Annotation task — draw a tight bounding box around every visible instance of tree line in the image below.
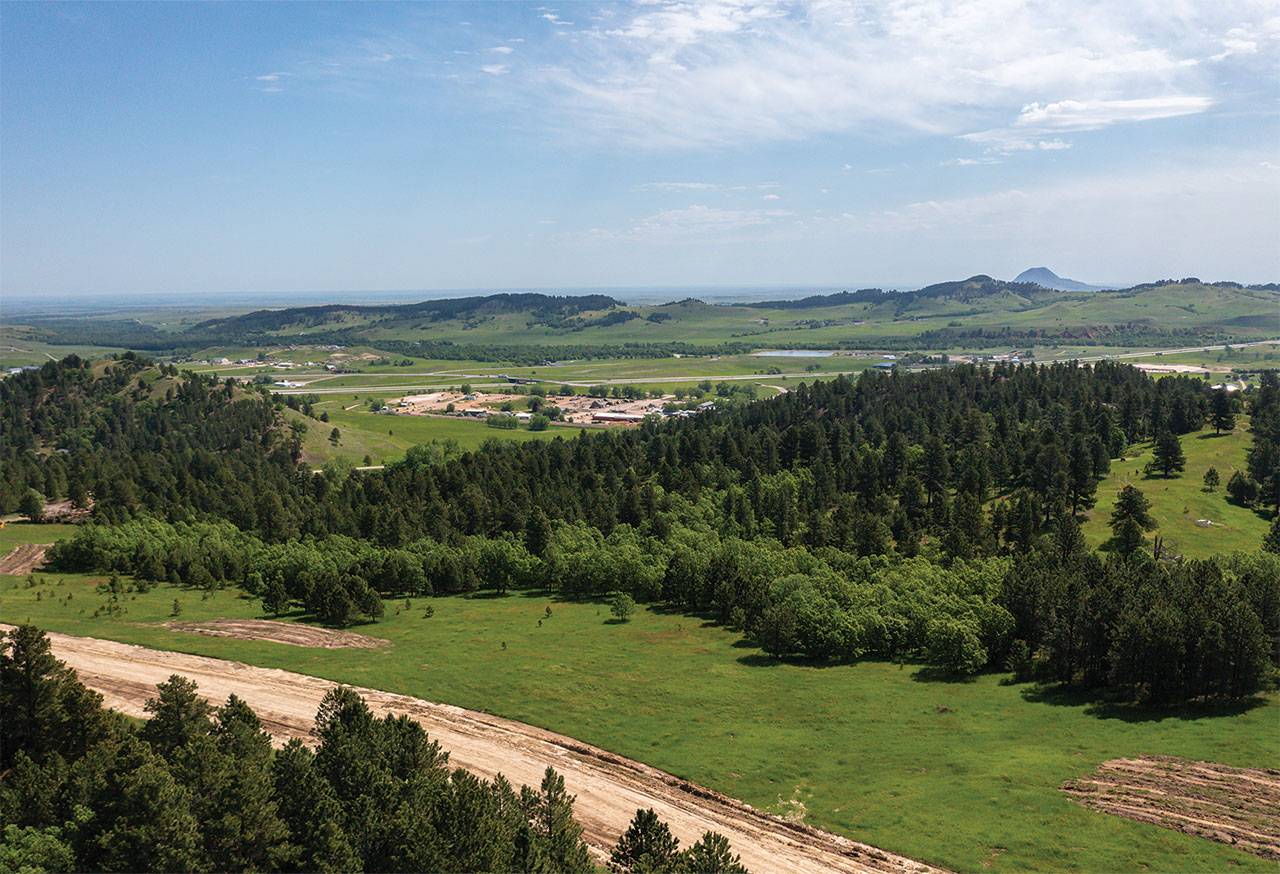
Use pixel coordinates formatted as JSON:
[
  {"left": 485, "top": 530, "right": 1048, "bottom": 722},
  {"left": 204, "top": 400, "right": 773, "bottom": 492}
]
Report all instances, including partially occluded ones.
[
  {"left": 10, "top": 355, "right": 1280, "bottom": 702},
  {"left": 0, "top": 626, "right": 747, "bottom": 874}
]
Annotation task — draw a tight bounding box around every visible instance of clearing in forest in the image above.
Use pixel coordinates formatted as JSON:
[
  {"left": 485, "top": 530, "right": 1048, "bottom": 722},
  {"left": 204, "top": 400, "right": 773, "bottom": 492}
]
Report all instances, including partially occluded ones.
[{"left": 1063, "top": 756, "right": 1280, "bottom": 860}]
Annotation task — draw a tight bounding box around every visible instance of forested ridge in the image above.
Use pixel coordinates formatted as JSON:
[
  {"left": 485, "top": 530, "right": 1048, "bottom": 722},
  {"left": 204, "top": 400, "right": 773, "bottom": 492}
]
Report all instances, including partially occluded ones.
[
  {"left": 0, "top": 625, "right": 745, "bottom": 873},
  {"left": 7, "top": 355, "right": 1280, "bottom": 704}
]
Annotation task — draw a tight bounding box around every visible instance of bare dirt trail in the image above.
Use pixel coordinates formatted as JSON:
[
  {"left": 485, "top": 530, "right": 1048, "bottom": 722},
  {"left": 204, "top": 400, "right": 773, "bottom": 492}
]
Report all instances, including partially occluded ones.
[
  {"left": 162, "top": 619, "right": 388, "bottom": 649},
  {"left": 1064, "top": 756, "right": 1280, "bottom": 860},
  {"left": 0, "top": 543, "right": 49, "bottom": 575},
  {"left": 14, "top": 627, "right": 946, "bottom": 874}
]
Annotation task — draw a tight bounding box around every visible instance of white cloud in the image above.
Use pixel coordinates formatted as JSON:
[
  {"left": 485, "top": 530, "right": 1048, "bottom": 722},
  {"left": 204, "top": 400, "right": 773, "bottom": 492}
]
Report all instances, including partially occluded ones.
[
  {"left": 960, "top": 96, "right": 1213, "bottom": 152},
  {"left": 1020, "top": 96, "right": 1213, "bottom": 129},
  {"left": 636, "top": 181, "right": 719, "bottom": 191},
  {"left": 490, "top": 46, "right": 515, "bottom": 54},
  {"left": 481, "top": 64, "right": 509, "bottom": 76},
  {"left": 763, "top": 193, "right": 780, "bottom": 200},
  {"left": 526, "top": 0, "right": 1276, "bottom": 149},
  {"left": 633, "top": 204, "right": 791, "bottom": 237}
]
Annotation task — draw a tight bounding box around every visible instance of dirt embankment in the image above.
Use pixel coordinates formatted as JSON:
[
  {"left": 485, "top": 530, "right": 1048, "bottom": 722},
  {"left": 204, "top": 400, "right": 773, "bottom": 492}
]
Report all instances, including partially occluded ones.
[
  {"left": 0, "top": 543, "right": 49, "bottom": 575},
  {"left": 163, "top": 619, "right": 388, "bottom": 649},
  {"left": 1063, "top": 756, "right": 1280, "bottom": 860},
  {"left": 11, "top": 627, "right": 946, "bottom": 874}
]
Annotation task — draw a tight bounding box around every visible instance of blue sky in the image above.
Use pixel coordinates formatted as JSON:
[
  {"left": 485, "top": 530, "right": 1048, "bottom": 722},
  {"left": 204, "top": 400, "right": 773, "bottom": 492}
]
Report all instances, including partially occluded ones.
[{"left": 2, "top": 1, "right": 1277, "bottom": 300}]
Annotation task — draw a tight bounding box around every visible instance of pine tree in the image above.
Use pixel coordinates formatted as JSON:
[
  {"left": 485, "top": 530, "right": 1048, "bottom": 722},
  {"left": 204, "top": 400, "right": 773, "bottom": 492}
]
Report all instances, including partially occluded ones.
[
  {"left": 1210, "top": 388, "right": 1236, "bottom": 435},
  {"left": 139, "top": 674, "right": 213, "bottom": 760},
  {"left": 530, "top": 767, "right": 592, "bottom": 873},
  {"left": 680, "top": 831, "right": 749, "bottom": 873},
  {"left": 610, "top": 808, "right": 680, "bottom": 872},
  {"left": 1110, "top": 485, "right": 1156, "bottom": 533},
  {"left": 1203, "top": 467, "right": 1220, "bottom": 492},
  {"left": 1150, "top": 431, "right": 1186, "bottom": 477}
]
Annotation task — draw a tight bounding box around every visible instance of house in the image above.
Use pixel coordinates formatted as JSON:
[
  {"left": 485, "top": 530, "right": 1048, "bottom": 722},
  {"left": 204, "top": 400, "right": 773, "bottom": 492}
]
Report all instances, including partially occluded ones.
[
  {"left": 211, "top": 357, "right": 230, "bottom": 365},
  {"left": 697, "top": 400, "right": 716, "bottom": 411},
  {"left": 589, "top": 399, "right": 607, "bottom": 410},
  {"left": 873, "top": 361, "right": 895, "bottom": 371}
]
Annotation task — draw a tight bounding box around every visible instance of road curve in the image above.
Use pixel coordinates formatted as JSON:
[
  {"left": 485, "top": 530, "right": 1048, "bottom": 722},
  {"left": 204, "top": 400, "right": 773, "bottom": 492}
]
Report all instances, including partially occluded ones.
[{"left": 19, "top": 627, "right": 947, "bottom": 874}]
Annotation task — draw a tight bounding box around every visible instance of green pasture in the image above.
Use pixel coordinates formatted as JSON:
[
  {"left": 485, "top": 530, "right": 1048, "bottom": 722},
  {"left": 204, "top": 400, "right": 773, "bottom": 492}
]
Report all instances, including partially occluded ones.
[
  {"left": 1, "top": 569, "right": 1274, "bottom": 874},
  {"left": 0, "top": 521, "right": 77, "bottom": 549},
  {"left": 1080, "top": 417, "right": 1273, "bottom": 556},
  {"left": 296, "top": 407, "right": 566, "bottom": 465}
]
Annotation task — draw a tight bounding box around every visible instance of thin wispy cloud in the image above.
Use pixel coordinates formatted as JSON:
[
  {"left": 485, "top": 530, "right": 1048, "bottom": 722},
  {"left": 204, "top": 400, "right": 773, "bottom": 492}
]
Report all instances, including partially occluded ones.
[
  {"left": 962, "top": 96, "right": 1215, "bottom": 152},
  {"left": 636, "top": 181, "right": 719, "bottom": 191},
  {"left": 529, "top": 0, "right": 1276, "bottom": 149}
]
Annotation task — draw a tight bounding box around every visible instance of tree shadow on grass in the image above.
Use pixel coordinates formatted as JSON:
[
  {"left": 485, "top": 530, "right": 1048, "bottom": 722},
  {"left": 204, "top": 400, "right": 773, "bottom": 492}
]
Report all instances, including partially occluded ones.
[
  {"left": 735, "top": 652, "right": 788, "bottom": 668},
  {"left": 1019, "top": 681, "right": 1271, "bottom": 722},
  {"left": 909, "top": 665, "right": 977, "bottom": 684}
]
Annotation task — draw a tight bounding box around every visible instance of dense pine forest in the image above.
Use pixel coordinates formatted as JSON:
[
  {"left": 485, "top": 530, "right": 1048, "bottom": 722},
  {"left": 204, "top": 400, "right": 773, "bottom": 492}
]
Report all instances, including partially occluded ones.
[{"left": 5, "top": 355, "right": 1280, "bottom": 705}]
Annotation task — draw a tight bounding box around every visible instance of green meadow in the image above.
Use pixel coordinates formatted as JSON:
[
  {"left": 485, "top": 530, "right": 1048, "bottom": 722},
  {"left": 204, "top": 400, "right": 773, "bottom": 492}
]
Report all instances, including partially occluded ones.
[
  {"left": 2, "top": 558, "right": 1275, "bottom": 874},
  {"left": 300, "top": 407, "right": 566, "bottom": 465},
  {"left": 1080, "top": 417, "right": 1272, "bottom": 556}
]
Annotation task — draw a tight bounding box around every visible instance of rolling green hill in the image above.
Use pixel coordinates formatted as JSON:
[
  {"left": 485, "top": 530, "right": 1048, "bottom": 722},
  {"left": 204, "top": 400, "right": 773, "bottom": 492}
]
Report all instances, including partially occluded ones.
[{"left": 7, "top": 278, "right": 1277, "bottom": 363}]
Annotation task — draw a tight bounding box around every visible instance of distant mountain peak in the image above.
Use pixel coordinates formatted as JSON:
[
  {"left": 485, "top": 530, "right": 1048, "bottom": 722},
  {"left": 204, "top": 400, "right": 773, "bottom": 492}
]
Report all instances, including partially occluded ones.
[{"left": 1013, "top": 267, "right": 1108, "bottom": 292}]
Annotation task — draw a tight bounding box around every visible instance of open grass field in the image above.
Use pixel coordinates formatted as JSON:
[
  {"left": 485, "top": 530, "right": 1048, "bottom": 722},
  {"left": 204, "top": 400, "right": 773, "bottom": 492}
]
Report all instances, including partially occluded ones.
[
  {"left": 301, "top": 407, "right": 566, "bottom": 465},
  {"left": 1080, "top": 417, "right": 1273, "bottom": 556},
  {"left": 2, "top": 564, "right": 1275, "bottom": 874},
  {"left": 0, "top": 521, "right": 78, "bottom": 548}
]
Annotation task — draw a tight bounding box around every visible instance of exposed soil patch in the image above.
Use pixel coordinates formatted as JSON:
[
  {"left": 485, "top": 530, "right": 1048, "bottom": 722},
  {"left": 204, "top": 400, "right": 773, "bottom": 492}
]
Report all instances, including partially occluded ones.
[
  {"left": 41, "top": 498, "right": 93, "bottom": 523},
  {"left": 163, "top": 619, "right": 388, "bottom": 649},
  {"left": 12, "top": 626, "right": 948, "bottom": 874},
  {"left": 1063, "top": 756, "right": 1280, "bottom": 860},
  {"left": 0, "top": 543, "right": 49, "bottom": 575}
]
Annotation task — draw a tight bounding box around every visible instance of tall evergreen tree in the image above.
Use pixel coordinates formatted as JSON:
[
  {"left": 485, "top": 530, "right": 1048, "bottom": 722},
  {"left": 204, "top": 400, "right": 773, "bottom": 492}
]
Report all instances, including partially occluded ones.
[
  {"left": 1110, "top": 485, "right": 1156, "bottom": 533},
  {"left": 529, "top": 767, "right": 593, "bottom": 874},
  {"left": 1210, "top": 388, "right": 1236, "bottom": 435},
  {"left": 1150, "top": 431, "right": 1186, "bottom": 477}
]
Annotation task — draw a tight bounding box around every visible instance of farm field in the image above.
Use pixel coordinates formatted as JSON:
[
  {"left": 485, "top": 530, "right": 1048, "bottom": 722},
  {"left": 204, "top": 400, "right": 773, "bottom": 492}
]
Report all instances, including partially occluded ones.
[
  {"left": 1, "top": 566, "right": 1275, "bottom": 874},
  {"left": 1079, "top": 417, "right": 1272, "bottom": 556}
]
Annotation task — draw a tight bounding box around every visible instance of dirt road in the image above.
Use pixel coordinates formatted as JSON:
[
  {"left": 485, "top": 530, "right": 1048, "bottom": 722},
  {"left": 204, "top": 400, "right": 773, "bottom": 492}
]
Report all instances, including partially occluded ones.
[
  {"left": 1064, "top": 756, "right": 1280, "bottom": 860},
  {"left": 0, "top": 543, "right": 49, "bottom": 575},
  {"left": 19, "top": 627, "right": 944, "bottom": 874}
]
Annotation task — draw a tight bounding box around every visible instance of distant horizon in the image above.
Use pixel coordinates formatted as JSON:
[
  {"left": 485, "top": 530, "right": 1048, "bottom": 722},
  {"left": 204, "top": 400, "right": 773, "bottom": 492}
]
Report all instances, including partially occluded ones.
[{"left": 7, "top": 270, "right": 1276, "bottom": 319}]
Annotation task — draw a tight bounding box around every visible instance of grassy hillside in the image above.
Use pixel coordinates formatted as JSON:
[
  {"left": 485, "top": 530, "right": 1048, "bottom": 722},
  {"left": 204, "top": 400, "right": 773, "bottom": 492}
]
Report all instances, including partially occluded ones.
[
  {"left": 1080, "top": 417, "right": 1272, "bottom": 556},
  {"left": 219, "top": 280, "right": 1279, "bottom": 350},
  {"left": 2, "top": 569, "right": 1274, "bottom": 874},
  {"left": 9, "top": 279, "right": 1278, "bottom": 360}
]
